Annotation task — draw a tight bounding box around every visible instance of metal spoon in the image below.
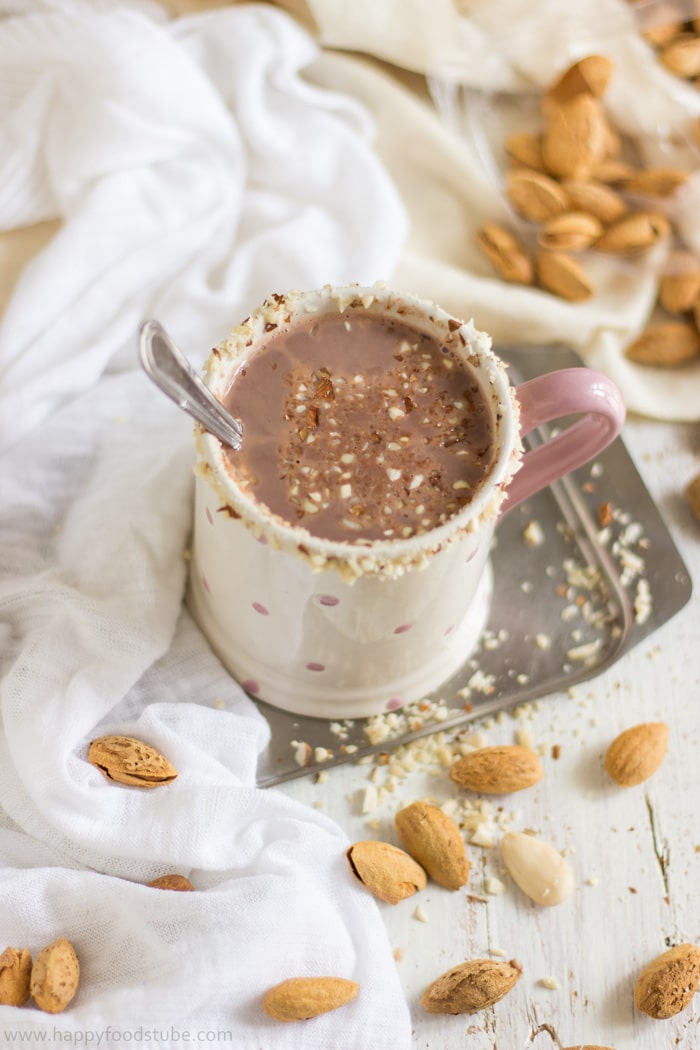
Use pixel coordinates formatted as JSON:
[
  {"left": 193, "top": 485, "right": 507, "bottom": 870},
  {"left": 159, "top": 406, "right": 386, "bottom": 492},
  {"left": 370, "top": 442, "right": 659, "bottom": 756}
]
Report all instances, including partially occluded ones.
[{"left": 138, "top": 320, "right": 243, "bottom": 450}]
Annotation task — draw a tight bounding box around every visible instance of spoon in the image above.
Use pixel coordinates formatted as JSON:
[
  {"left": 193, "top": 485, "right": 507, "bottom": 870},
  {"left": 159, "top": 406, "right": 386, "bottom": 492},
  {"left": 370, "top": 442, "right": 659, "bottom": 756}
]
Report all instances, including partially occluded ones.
[{"left": 138, "top": 320, "right": 243, "bottom": 450}]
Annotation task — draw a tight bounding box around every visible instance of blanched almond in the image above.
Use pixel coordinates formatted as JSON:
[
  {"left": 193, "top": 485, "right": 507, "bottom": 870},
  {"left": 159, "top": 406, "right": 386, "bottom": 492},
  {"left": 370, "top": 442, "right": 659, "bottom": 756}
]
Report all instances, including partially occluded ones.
[
  {"left": 263, "top": 976, "right": 359, "bottom": 1021},
  {"left": 501, "top": 831, "right": 574, "bottom": 906},
  {"left": 604, "top": 722, "right": 669, "bottom": 786},
  {"left": 421, "top": 958, "right": 522, "bottom": 1014},
  {"left": 449, "top": 745, "right": 543, "bottom": 794},
  {"left": 346, "top": 840, "right": 427, "bottom": 905},
  {"left": 395, "top": 801, "right": 470, "bottom": 890}
]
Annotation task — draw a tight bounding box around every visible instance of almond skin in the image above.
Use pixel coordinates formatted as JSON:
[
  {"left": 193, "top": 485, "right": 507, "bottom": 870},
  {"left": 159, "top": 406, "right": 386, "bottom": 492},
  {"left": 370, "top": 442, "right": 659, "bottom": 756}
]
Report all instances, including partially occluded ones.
[
  {"left": 535, "top": 249, "right": 593, "bottom": 302},
  {"left": 476, "top": 224, "right": 534, "bottom": 285},
  {"left": 659, "top": 252, "right": 700, "bottom": 313},
  {"left": 30, "top": 939, "right": 80, "bottom": 1014},
  {"left": 541, "top": 94, "right": 609, "bottom": 180},
  {"left": 449, "top": 745, "right": 543, "bottom": 794},
  {"left": 395, "top": 801, "right": 469, "bottom": 890},
  {"left": 685, "top": 473, "right": 700, "bottom": 522},
  {"left": 561, "top": 179, "right": 626, "bottom": 224},
  {"left": 538, "top": 211, "right": 603, "bottom": 251},
  {"left": 346, "top": 840, "right": 427, "bottom": 905},
  {"left": 0, "top": 947, "right": 32, "bottom": 1007},
  {"left": 544, "top": 55, "right": 614, "bottom": 108},
  {"left": 620, "top": 168, "right": 689, "bottom": 198},
  {"left": 625, "top": 323, "right": 700, "bottom": 367},
  {"left": 262, "top": 976, "right": 359, "bottom": 1021},
  {"left": 421, "top": 958, "right": 522, "bottom": 1014},
  {"left": 634, "top": 943, "right": 700, "bottom": 1018},
  {"left": 660, "top": 34, "right": 700, "bottom": 78},
  {"left": 505, "top": 169, "right": 569, "bottom": 221},
  {"left": 561, "top": 1045, "right": 617, "bottom": 1049},
  {"left": 146, "top": 874, "right": 194, "bottom": 891},
  {"left": 504, "top": 131, "right": 546, "bottom": 171},
  {"left": 595, "top": 212, "right": 670, "bottom": 256},
  {"left": 604, "top": 722, "right": 669, "bottom": 786},
  {"left": 88, "top": 735, "right": 178, "bottom": 788}
]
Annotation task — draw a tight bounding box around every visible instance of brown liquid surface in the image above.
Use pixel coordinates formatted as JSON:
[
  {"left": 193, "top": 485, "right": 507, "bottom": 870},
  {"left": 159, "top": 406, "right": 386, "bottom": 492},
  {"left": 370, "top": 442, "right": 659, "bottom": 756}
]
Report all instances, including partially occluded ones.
[{"left": 222, "top": 313, "right": 495, "bottom": 542}]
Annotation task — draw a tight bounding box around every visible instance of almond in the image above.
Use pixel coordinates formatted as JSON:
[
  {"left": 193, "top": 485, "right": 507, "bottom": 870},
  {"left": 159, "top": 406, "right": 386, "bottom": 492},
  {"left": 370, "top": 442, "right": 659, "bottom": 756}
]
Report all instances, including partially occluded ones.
[
  {"left": 262, "top": 976, "right": 359, "bottom": 1021},
  {"left": 421, "top": 958, "right": 522, "bottom": 1014},
  {"left": 0, "top": 947, "right": 32, "bottom": 1007},
  {"left": 659, "top": 252, "right": 700, "bottom": 313},
  {"left": 538, "top": 211, "right": 604, "bottom": 251},
  {"left": 561, "top": 1045, "right": 617, "bottom": 1050},
  {"left": 621, "top": 168, "right": 689, "bottom": 198},
  {"left": 30, "top": 939, "right": 80, "bottom": 1014},
  {"left": 88, "top": 735, "right": 178, "bottom": 788},
  {"left": 604, "top": 722, "right": 669, "bottom": 786},
  {"left": 642, "top": 10, "right": 684, "bottom": 48},
  {"left": 625, "top": 323, "right": 700, "bottom": 367},
  {"left": 146, "top": 874, "right": 194, "bottom": 891},
  {"left": 541, "top": 94, "right": 609, "bottom": 180},
  {"left": 505, "top": 169, "right": 569, "bottom": 221},
  {"left": 544, "top": 55, "right": 614, "bottom": 108},
  {"left": 501, "top": 830, "right": 574, "bottom": 906},
  {"left": 660, "top": 34, "right": 700, "bottom": 78},
  {"left": 685, "top": 473, "right": 700, "bottom": 522},
  {"left": 561, "top": 179, "right": 626, "bottom": 223},
  {"left": 395, "top": 801, "right": 470, "bottom": 890},
  {"left": 449, "top": 745, "right": 543, "bottom": 794},
  {"left": 594, "top": 159, "right": 638, "bottom": 184},
  {"left": 634, "top": 943, "right": 700, "bottom": 1018},
  {"left": 595, "top": 211, "right": 670, "bottom": 255},
  {"left": 504, "top": 131, "right": 546, "bottom": 171},
  {"left": 346, "top": 841, "right": 426, "bottom": 905},
  {"left": 476, "top": 224, "right": 534, "bottom": 285},
  {"left": 535, "top": 249, "right": 594, "bottom": 302}
]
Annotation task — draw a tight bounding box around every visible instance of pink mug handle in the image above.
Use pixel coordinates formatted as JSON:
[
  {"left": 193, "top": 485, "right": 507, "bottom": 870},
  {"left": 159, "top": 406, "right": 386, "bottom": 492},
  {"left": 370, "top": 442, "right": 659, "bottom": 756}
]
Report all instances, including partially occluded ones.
[{"left": 503, "top": 368, "right": 626, "bottom": 513}]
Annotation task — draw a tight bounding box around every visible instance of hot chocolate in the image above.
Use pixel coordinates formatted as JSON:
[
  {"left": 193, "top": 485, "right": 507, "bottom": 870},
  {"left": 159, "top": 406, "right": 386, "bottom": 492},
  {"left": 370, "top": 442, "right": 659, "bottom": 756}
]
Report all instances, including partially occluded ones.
[{"left": 221, "top": 311, "right": 495, "bottom": 542}]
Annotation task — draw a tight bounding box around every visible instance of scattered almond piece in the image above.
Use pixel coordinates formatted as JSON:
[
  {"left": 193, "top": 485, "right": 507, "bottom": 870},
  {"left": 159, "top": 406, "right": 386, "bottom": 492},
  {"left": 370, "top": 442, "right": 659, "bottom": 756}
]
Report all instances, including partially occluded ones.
[{"left": 146, "top": 874, "right": 194, "bottom": 891}]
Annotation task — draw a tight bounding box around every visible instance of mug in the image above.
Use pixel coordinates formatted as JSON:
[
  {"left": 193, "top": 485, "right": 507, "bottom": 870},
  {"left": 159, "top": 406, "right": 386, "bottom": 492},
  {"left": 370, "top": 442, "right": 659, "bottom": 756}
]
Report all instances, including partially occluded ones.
[{"left": 188, "top": 285, "right": 625, "bottom": 719}]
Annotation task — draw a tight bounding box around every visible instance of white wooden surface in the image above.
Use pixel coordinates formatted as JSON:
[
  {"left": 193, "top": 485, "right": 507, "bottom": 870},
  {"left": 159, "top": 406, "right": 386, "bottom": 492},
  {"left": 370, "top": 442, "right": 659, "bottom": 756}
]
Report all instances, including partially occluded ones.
[{"left": 280, "top": 415, "right": 700, "bottom": 1050}]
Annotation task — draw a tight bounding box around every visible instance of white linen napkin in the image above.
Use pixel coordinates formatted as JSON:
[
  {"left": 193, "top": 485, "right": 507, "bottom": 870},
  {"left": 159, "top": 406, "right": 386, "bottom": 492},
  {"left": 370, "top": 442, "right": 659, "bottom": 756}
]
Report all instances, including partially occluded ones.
[{"left": 0, "top": 3, "right": 411, "bottom": 1047}]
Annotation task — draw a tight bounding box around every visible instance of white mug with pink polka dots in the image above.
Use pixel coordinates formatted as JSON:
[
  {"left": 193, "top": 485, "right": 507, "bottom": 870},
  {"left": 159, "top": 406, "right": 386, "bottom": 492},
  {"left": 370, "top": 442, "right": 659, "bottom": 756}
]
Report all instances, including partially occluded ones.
[{"left": 188, "top": 285, "right": 625, "bottom": 720}]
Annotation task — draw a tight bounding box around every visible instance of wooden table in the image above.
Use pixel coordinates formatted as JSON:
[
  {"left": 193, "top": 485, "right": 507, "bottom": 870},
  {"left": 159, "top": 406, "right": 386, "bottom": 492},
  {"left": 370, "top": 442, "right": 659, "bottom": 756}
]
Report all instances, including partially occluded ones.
[{"left": 280, "top": 414, "right": 699, "bottom": 1050}]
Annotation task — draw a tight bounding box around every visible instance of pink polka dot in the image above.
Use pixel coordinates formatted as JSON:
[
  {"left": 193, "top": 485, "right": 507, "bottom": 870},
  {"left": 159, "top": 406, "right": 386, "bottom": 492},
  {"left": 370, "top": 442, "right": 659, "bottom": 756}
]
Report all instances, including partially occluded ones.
[
  {"left": 393, "top": 623, "right": 415, "bottom": 635},
  {"left": 444, "top": 623, "right": 455, "bottom": 636},
  {"left": 256, "top": 535, "right": 269, "bottom": 545},
  {"left": 202, "top": 575, "right": 210, "bottom": 593},
  {"left": 305, "top": 662, "right": 325, "bottom": 672},
  {"left": 386, "top": 697, "right": 404, "bottom": 711},
  {"left": 252, "top": 602, "right": 269, "bottom": 616},
  {"left": 205, "top": 507, "right": 214, "bottom": 525},
  {"left": 465, "top": 546, "right": 479, "bottom": 563},
  {"left": 242, "top": 679, "right": 260, "bottom": 694},
  {"left": 317, "top": 595, "right": 340, "bottom": 607}
]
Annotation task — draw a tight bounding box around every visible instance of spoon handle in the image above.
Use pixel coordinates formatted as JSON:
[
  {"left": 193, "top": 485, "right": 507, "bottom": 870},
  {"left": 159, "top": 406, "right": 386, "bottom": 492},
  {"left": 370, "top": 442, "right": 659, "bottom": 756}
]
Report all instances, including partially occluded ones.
[{"left": 138, "top": 320, "right": 243, "bottom": 450}]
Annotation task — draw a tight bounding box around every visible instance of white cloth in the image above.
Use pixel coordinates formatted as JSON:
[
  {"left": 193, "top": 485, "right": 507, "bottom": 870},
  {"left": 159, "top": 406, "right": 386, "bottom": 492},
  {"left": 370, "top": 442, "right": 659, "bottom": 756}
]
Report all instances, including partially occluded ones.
[
  {"left": 0, "top": 4, "right": 410, "bottom": 1048},
  {"left": 297, "top": 0, "right": 700, "bottom": 421}
]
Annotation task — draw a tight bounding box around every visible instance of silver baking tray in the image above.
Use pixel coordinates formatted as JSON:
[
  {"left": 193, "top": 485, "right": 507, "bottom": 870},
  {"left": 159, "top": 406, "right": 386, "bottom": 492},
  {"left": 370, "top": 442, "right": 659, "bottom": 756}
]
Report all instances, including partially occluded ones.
[{"left": 253, "top": 345, "right": 693, "bottom": 786}]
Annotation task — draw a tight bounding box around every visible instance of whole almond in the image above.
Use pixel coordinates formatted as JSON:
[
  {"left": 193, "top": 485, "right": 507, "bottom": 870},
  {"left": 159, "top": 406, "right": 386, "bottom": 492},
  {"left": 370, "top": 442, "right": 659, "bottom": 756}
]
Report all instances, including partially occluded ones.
[
  {"left": 685, "top": 473, "right": 700, "bottom": 522},
  {"left": 262, "top": 976, "right": 359, "bottom": 1021},
  {"left": 595, "top": 211, "right": 670, "bottom": 255},
  {"left": 476, "top": 224, "right": 534, "bottom": 285},
  {"left": 395, "top": 801, "right": 470, "bottom": 890},
  {"left": 594, "top": 159, "right": 637, "bottom": 184},
  {"left": 504, "top": 131, "right": 546, "bottom": 172},
  {"left": 660, "top": 34, "right": 700, "bottom": 78},
  {"left": 538, "top": 211, "right": 604, "bottom": 251},
  {"left": 541, "top": 94, "right": 609, "bottom": 180},
  {"left": 561, "top": 179, "right": 626, "bottom": 223},
  {"left": 625, "top": 323, "right": 700, "bottom": 367},
  {"left": 561, "top": 1046, "right": 617, "bottom": 1050},
  {"left": 501, "top": 831, "right": 574, "bottom": 906},
  {"left": 88, "top": 735, "right": 178, "bottom": 788},
  {"left": 621, "top": 168, "right": 689, "bottom": 198},
  {"left": 544, "top": 55, "right": 614, "bottom": 108},
  {"left": 505, "top": 169, "right": 569, "bottom": 221},
  {"left": 535, "top": 249, "right": 594, "bottom": 302},
  {"left": 659, "top": 252, "right": 700, "bottom": 313},
  {"left": 146, "top": 874, "right": 194, "bottom": 891},
  {"left": 421, "top": 958, "right": 522, "bottom": 1014},
  {"left": 604, "top": 722, "right": 669, "bottom": 786},
  {"left": 346, "top": 840, "right": 427, "bottom": 905},
  {"left": 634, "top": 943, "right": 700, "bottom": 1018},
  {"left": 0, "top": 947, "right": 32, "bottom": 1007},
  {"left": 643, "top": 8, "right": 683, "bottom": 48},
  {"left": 30, "top": 939, "right": 80, "bottom": 1014},
  {"left": 449, "top": 745, "right": 543, "bottom": 794}
]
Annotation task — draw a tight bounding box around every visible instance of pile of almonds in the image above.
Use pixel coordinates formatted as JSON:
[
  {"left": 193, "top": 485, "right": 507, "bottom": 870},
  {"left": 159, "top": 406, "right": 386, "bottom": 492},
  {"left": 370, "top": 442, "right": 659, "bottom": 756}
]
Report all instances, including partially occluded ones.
[
  {"left": 476, "top": 54, "right": 700, "bottom": 368},
  {"left": 631, "top": 0, "right": 700, "bottom": 88},
  {"left": 0, "top": 939, "right": 80, "bottom": 1015}
]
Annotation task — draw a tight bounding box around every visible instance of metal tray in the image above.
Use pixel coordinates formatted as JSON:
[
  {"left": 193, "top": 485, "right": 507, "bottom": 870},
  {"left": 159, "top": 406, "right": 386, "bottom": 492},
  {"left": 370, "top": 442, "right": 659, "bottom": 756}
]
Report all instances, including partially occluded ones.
[{"left": 254, "top": 345, "right": 693, "bottom": 786}]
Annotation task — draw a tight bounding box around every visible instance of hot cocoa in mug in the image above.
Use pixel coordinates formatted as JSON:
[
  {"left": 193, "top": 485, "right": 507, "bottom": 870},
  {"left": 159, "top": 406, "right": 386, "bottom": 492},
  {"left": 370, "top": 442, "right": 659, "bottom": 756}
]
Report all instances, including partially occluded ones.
[{"left": 189, "top": 285, "right": 625, "bottom": 719}]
